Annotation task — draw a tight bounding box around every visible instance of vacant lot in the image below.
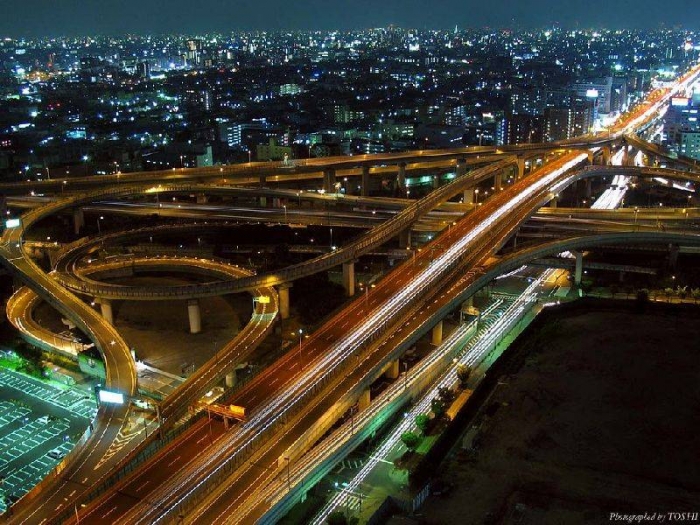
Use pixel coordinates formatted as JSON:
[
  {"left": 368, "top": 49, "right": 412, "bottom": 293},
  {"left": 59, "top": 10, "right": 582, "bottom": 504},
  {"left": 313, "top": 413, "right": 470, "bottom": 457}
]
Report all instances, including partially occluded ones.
[{"left": 421, "top": 301, "right": 700, "bottom": 525}]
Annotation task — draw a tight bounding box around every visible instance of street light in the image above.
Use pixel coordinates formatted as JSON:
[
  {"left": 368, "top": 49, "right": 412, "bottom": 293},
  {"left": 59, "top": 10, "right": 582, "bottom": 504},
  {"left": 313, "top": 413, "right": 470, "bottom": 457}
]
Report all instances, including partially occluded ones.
[
  {"left": 297, "top": 329, "right": 304, "bottom": 369},
  {"left": 283, "top": 205, "right": 287, "bottom": 223},
  {"left": 474, "top": 188, "right": 479, "bottom": 205},
  {"left": 97, "top": 216, "right": 104, "bottom": 234}
]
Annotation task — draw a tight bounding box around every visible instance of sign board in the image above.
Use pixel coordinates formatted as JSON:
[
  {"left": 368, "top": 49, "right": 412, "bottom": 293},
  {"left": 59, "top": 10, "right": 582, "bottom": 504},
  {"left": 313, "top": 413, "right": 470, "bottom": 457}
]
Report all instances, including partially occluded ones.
[
  {"left": 585, "top": 89, "right": 599, "bottom": 99},
  {"left": 255, "top": 296, "right": 270, "bottom": 304},
  {"left": 228, "top": 405, "right": 246, "bottom": 420},
  {"left": 5, "top": 218, "right": 21, "bottom": 229},
  {"left": 98, "top": 390, "right": 125, "bottom": 405}
]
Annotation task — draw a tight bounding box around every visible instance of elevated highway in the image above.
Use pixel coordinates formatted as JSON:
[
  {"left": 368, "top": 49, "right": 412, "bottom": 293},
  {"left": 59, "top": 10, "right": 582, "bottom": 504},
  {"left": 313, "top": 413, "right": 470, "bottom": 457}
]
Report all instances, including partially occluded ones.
[
  {"left": 7, "top": 60, "right": 700, "bottom": 523},
  {"left": 73, "top": 152, "right": 590, "bottom": 525}
]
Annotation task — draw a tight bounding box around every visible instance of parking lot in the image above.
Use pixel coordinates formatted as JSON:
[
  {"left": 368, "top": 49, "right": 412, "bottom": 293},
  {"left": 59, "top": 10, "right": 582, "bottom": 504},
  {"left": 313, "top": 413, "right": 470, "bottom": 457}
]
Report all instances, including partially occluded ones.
[{"left": 0, "top": 370, "right": 96, "bottom": 513}]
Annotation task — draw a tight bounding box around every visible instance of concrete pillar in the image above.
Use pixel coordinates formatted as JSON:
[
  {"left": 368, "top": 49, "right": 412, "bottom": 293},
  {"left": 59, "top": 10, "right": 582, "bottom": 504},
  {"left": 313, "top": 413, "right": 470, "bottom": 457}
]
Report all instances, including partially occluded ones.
[
  {"left": 278, "top": 284, "right": 291, "bottom": 320},
  {"left": 456, "top": 159, "right": 467, "bottom": 178},
  {"left": 516, "top": 157, "right": 526, "bottom": 180},
  {"left": 669, "top": 244, "right": 679, "bottom": 270},
  {"left": 550, "top": 196, "right": 558, "bottom": 208},
  {"left": 463, "top": 188, "right": 475, "bottom": 205},
  {"left": 259, "top": 196, "right": 268, "bottom": 207},
  {"left": 574, "top": 251, "right": 583, "bottom": 286},
  {"left": 397, "top": 162, "right": 407, "bottom": 190},
  {"left": 196, "top": 194, "right": 208, "bottom": 204},
  {"left": 602, "top": 146, "right": 611, "bottom": 166},
  {"left": 587, "top": 150, "right": 595, "bottom": 165},
  {"left": 188, "top": 299, "right": 202, "bottom": 334},
  {"left": 72, "top": 208, "right": 85, "bottom": 235},
  {"left": 225, "top": 371, "right": 237, "bottom": 388},
  {"left": 399, "top": 229, "right": 411, "bottom": 249},
  {"left": 342, "top": 261, "right": 355, "bottom": 297},
  {"left": 585, "top": 178, "right": 592, "bottom": 198},
  {"left": 361, "top": 166, "right": 370, "bottom": 197},
  {"left": 99, "top": 299, "right": 114, "bottom": 325},
  {"left": 358, "top": 389, "right": 371, "bottom": 412},
  {"left": 259, "top": 174, "right": 266, "bottom": 187},
  {"left": 385, "top": 359, "right": 400, "bottom": 380},
  {"left": 495, "top": 172, "right": 503, "bottom": 192},
  {"left": 431, "top": 320, "right": 443, "bottom": 346},
  {"left": 323, "top": 168, "right": 336, "bottom": 193}
]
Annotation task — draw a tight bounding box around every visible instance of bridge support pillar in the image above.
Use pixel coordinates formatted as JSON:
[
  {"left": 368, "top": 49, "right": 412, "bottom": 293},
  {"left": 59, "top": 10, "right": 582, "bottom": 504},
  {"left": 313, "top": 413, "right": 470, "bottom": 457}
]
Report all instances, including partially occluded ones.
[
  {"left": 432, "top": 174, "right": 440, "bottom": 190},
  {"left": 602, "top": 146, "right": 611, "bottom": 166},
  {"left": 278, "top": 284, "right": 292, "bottom": 320},
  {"left": 323, "top": 168, "right": 336, "bottom": 193},
  {"left": 72, "top": 208, "right": 85, "bottom": 235},
  {"left": 188, "top": 299, "right": 202, "bottom": 334},
  {"left": 550, "top": 195, "right": 558, "bottom": 208},
  {"left": 397, "top": 162, "right": 407, "bottom": 192},
  {"left": 358, "top": 388, "right": 371, "bottom": 412},
  {"left": 495, "top": 172, "right": 503, "bottom": 192},
  {"left": 456, "top": 159, "right": 467, "bottom": 178},
  {"left": 196, "top": 194, "right": 208, "bottom": 204},
  {"left": 585, "top": 178, "right": 592, "bottom": 198},
  {"left": 259, "top": 196, "right": 267, "bottom": 207},
  {"left": 385, "top": 359, "right": 400, "bottom": 380},
  {"left": 399, "top": 229, "right": 411, "bottom": 249},
  {"left": 669, "top": 244, "right": 679, "bottom": 270},
  {"left": 361, "top": 166, "right": 370, "bottom": 197},
  {"left": 99, "top": 299, "right": 114, "bottom": 325},
  {"left": 431, "top": 320, "right": 443, "bottom": 346},
  {"left": 574, "top": 251, "right": 583, "bottom": 286},
  {"left": 517, "top": 157, "right": 526, "bottom": 180},
  {"left": 225, "top": 371, "right": 237, "bottom": 388},
  {"left": 259, "top": 174, "right": 266, "bottom": 187},
  {"left": 463, "top": 188, "right": 475, "bottom": 205},
  {"left": 272, "top": 197, "right": 281, "bottom": 208},
  {"left": 587, "top": 150, "right": 594, "bottom": 165},
  {"left": 342, "top": 261, "right": 355, "bottom": 297}
]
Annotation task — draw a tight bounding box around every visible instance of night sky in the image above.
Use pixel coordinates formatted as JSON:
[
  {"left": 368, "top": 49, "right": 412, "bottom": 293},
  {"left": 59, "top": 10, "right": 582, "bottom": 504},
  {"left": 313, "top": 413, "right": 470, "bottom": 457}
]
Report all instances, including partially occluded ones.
[{"left": 2, "top": 0, "right": 700, "bottom": 37}]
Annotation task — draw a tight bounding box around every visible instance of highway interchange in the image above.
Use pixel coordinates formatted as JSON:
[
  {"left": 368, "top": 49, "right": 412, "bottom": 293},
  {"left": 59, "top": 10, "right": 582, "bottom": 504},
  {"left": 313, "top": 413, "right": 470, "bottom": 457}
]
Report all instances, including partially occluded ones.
[{"left": 1, "top": 61, "right": 700, "bottom": 524}]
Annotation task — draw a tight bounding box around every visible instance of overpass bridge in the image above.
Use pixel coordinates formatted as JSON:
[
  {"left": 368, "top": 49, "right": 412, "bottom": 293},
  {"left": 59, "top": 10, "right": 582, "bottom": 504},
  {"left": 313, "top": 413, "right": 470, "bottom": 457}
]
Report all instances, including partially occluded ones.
[{"left": 7, "top": 60, "right": 700, "bottom": 524}]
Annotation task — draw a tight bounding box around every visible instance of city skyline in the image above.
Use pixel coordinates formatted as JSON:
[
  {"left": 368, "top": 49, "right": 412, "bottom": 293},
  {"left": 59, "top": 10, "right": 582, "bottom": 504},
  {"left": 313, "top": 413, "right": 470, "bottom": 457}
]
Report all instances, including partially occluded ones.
[{"left": 2, "top": 0, "right": 700, "bottom": 38}]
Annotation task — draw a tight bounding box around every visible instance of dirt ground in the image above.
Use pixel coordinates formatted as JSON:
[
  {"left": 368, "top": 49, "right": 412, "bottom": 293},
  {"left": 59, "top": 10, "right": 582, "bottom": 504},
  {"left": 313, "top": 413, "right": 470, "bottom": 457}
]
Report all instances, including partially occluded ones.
[
  {"left": 35, "top": 276, "right": 249, "bottom": 376},
  {"left": 420, "top": 304, "right": 700, "bottom": 525}
]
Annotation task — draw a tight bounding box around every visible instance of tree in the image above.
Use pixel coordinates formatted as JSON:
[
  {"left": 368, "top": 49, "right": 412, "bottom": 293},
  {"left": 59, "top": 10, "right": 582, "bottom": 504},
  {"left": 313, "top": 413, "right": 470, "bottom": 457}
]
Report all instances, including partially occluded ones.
[
  {"left": 691, "top": 288, "right": 700, "bottom": 304},
  {"left": 664, "top": 287, "right": 675, "bottom": 302},
  {"left": 677, "top": 285, "right": 688, "bottom": 300},
  {"left": 456, "top": 364, "right": 472, "bottom": 387},
  {"left": 327, "top": 511, "right": 348, "bottom": 525},
  {"left": 431, "top": 398, "right": 446, "bottom": 418},
  {"left": 437, "top": 386, "right": 454, "bottom": 404},
  {"left": 401, "top": 431, "right": 421, "bottom": 451},
  {"left": 415, "top": 414, "right": 430, "bottom": 436}
]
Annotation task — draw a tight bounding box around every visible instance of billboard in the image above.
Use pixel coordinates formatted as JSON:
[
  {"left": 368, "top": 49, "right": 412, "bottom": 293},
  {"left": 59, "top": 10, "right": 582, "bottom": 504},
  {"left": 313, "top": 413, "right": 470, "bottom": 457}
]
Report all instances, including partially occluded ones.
[
  {"left": 5, "top": 218, "right": 21, "bottom": 228},
  {"left": 672, "top": 97, "right": 690, "bottom": 107},
  {"left": 98, "top": 390, "right": 125, "bottom": 405}
]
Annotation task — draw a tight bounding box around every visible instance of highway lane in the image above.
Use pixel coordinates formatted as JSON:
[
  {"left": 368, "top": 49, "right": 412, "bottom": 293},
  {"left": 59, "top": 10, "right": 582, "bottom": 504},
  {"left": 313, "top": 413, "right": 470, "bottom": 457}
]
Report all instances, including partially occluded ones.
[
  {"left": 0, "top": 234, "right": 137, "bottom": 525},
  {"left": 177, "top": 153, "right": 590, "bottom": 524},
  {"left": 15, "top": 61, "right": 700, "bottom": 523},
  {"left": 69, "top": 152, "right": 586, "bottom": 524}
]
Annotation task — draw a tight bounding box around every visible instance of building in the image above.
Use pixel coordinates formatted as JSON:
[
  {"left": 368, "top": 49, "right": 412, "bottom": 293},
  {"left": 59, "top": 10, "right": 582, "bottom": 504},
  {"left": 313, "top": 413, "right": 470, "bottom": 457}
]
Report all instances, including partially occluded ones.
[
  {"left": 500, "top": 114, "right": 543, "bottom": 145},
  {"left": 256, "top": 138, "right": 292, "bottom": 161},
  {"left": 678, "top": 131, "right": 700, "bottom": 160},
  {"left": 573, "top": 77, "right": 613, "bottom": 116},
  {"left": 543, "top": 100, "right": 594, "bottom": 141}
]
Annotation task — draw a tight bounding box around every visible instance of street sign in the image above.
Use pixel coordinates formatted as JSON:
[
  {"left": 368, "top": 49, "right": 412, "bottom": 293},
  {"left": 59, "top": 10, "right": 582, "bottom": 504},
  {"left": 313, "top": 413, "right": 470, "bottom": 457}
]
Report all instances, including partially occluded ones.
[
  {"left": 98, "top": 390, "right": 125, "bottom": 405},
  {"left": 5, "top": 218, "right": 21, "bottom": 229}
]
